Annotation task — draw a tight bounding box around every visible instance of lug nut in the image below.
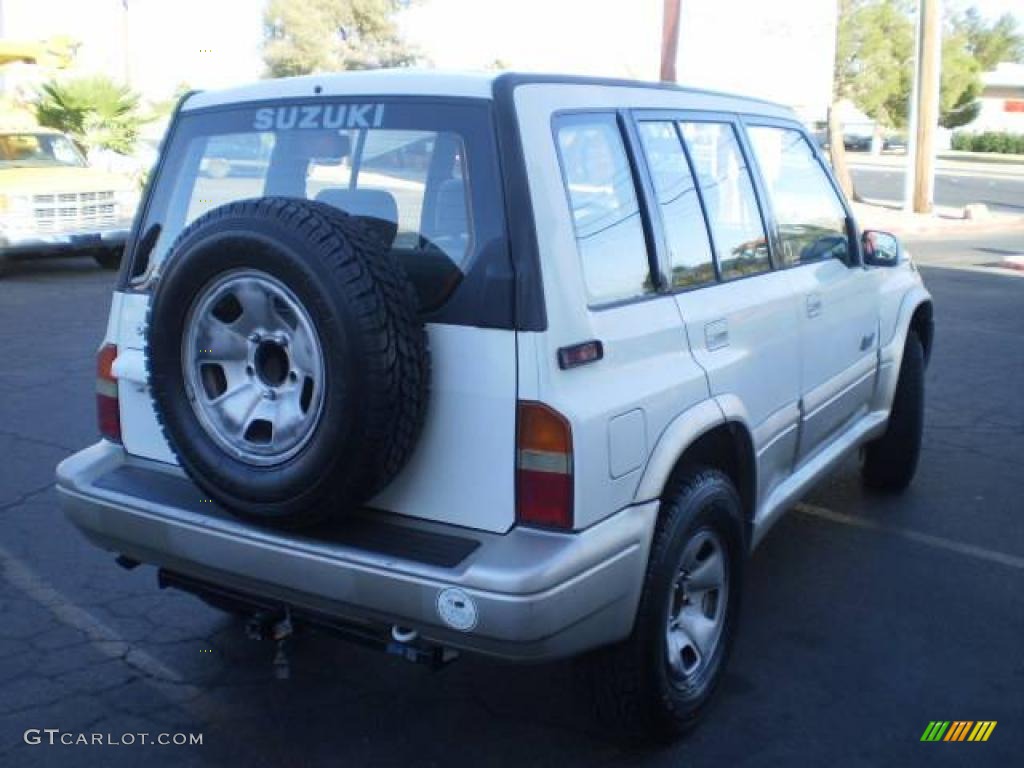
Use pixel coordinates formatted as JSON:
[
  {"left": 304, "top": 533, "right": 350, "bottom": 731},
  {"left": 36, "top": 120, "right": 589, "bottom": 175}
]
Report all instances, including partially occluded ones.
[
  {"left": 249, "top": 333, "right": 261, "bottom": 343},
  {"left": 263, "top": 390, "right": 276, "bottom": 401}
]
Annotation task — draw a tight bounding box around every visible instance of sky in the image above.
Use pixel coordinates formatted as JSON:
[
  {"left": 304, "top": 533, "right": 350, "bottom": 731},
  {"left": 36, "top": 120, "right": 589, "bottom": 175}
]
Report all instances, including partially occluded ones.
[{"left": 2, "top": 0, "right": 1022, "bottom": 103}]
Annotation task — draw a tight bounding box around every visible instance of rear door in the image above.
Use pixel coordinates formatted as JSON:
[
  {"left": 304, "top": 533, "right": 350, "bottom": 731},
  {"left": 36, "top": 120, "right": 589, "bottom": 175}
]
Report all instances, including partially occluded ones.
[
  {"left": 540, "top": 111, "right": 710, "bottom": 529},
  {"left": 634, "top": 114, "right": 803, "bottom": 505},
  {"left": 115, "top": 98, "right": 519, "bottom": 533},
  {"left": 745, "top": 122, "right": 880, "bottom": 462}
]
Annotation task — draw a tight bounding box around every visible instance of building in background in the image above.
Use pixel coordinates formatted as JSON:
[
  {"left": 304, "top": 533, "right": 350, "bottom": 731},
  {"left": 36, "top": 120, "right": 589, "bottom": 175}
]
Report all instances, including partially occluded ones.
[{"left": 963, "top": 62, "right": 1024, "bottom": 133}]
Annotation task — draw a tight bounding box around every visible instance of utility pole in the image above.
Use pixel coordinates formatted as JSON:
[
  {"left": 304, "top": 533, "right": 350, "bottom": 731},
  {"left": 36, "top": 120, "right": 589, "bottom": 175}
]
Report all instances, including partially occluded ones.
[
  {"left": 829, "top": 0, "right": 855, "bottom": 201},
  {"left": 906, "top": 0, "right": 941, "bottom": 213},
  {"left": 660, "top": 0, "right": 681, "bottom": 82},
  {"left": 121, "top": 0, "right": 131, "bottom": 86}
]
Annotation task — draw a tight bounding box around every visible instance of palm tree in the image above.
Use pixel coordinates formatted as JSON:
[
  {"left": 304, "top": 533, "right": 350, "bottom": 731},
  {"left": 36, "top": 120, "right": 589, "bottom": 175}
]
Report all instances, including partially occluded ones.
[{"left": 35, "top": 76, "right": 145, "bottom": 155}]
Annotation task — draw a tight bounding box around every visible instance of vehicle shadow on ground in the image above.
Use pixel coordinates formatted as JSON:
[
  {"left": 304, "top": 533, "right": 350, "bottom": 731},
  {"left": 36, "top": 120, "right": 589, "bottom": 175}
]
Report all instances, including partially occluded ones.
[
  {"left": 184, "top": 609, "right": 671, "bottom": 767},
  {"left": 0, "top": 256, "right": 113, "bottom": 281}
]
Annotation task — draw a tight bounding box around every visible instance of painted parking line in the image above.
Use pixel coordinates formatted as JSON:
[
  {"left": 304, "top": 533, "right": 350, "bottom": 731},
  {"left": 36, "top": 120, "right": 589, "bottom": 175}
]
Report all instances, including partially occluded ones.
[
  {"left": 0, "top": 541, "right": 211, "bottom": 711},
  {"left": 794, "top": 503, "right": 1024, "bottom": 570}
]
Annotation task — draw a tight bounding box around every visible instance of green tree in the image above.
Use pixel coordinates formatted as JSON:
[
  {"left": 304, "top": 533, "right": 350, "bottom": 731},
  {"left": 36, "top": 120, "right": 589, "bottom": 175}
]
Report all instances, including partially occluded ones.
[
  {"left": 34, "top": 76, "right": 145, "bottom": 154},
  {"left": 939, "top": 29, "right": 982, "bottom": 128},
  {"left": 835, "top": 0, "right": 984, "bottom": 130},
  {"left": 263, "top": 0, "right": 422, "bottom": 78},
  {"left": 834, "top": 0, "right": 915, "bottom": 128},
  {"left": 954, "top": 8, "right": 1024, "bottom": 70}
]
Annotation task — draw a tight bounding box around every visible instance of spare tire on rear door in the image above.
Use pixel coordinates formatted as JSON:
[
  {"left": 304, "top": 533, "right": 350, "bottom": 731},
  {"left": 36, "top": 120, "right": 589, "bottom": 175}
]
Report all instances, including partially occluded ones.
[{"left": 146, "top": 197, "right": 429, "bottom": 527}]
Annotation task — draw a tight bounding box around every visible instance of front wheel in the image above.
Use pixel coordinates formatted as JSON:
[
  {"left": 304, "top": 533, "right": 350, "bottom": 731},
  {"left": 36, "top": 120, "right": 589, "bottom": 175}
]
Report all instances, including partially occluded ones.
[
  {"left": 584, "top": 467, "right": 745, "bottom": 742},
  {"left": 862, "top": 332, "right": 925, "bottom": 492}
]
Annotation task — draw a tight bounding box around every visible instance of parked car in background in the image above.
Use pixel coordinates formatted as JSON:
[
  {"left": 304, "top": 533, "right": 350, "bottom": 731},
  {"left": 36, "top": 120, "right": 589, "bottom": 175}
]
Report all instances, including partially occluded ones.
[
  {"left": 842, "top": 132, "right": 872, "bottom": 151},
  {"left": 199, "top": 133, "right": 273, "bottom": 178},
  {"left": 883, "top": 134, "right": 908, "bottom": 151},
  {"left": 0, "top": 128, "right": 139, "bottom": 271}
]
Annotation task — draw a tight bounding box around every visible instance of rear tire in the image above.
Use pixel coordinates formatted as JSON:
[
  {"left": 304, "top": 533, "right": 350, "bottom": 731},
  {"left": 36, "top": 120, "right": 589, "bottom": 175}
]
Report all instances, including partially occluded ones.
[
  {"left": 583, "top": 467, "right": 745, "bottom": 743},
  {"left": 862, "top": 332, "right": 925, "bottom": 492}
]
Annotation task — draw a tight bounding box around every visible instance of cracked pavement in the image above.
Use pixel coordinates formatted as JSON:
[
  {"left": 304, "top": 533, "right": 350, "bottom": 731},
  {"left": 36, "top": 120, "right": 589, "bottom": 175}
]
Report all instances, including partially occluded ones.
[{"left": 1, "top": 241, "right": 1022, "bottom": 767}]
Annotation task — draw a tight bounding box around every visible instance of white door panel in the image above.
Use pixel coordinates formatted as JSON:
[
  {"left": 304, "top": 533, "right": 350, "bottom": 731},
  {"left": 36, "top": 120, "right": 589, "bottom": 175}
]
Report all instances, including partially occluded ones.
[
  {"left": 371, "top": 325, "right": 517, "bottom": 533},
  {"left": 787, "top": 260, "right": 879, "bottom": 461},
  {"left": 114, "top": 293, "right": 179, "bottom": 464},
  {"left": 676, "top": 270, "right": 803, "bottom": 503}
]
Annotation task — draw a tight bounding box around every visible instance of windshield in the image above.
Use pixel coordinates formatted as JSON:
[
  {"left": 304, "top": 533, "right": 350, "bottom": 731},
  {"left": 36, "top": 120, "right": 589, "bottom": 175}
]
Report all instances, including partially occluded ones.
[
  {"left": 130, "top": 99, "right": 506, "bottom": 314},
  {"left": 0, "top": 133, "right": 87, "bottom": 169}
]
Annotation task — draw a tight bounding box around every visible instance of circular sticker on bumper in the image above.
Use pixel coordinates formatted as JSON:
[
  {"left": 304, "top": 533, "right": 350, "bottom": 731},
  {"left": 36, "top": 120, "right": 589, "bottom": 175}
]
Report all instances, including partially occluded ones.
[{"left": 437, "top": 588, "right": 478, "bottom": 632}]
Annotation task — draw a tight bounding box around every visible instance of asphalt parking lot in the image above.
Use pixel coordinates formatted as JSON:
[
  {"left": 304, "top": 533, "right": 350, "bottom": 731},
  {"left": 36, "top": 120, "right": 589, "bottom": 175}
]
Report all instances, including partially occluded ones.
[{"left": 1, "top": 236, "right": 1022, "bottom": 767}]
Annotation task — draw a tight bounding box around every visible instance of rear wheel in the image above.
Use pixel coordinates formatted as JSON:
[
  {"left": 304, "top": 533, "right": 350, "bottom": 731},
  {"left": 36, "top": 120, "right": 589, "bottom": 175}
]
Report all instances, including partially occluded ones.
[
  {"left": 862, "top": 331, "right": 925, "bottom": 492},
  {"left": 584, "top": 467, "right": 745, "bottom": 742}
]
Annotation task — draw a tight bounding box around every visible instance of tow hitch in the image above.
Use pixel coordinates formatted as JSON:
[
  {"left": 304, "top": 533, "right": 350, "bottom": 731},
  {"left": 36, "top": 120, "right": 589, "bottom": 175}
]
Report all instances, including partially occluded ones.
[
  {"left": 157, "top": 568, "right": 460, "bottom": 674},
  {"left": 244, "top": 609, "right": 296, "bottom": 679}
]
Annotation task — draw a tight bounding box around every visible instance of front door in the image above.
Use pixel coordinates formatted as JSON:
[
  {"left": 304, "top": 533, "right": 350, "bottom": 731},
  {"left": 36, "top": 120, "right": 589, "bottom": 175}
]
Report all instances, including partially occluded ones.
[{"left": 745, "top": 123, "right": 880, "bottom": 462}]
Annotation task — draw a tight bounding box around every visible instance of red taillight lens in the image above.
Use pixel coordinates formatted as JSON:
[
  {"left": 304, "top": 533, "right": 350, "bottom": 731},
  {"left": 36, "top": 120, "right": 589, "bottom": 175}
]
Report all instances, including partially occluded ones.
[
  {"left": 96, "top": 343, "right": 121, "bottom": 443},
  {"left": 516, "top": 401, "right": 573, "bottom": 529}
]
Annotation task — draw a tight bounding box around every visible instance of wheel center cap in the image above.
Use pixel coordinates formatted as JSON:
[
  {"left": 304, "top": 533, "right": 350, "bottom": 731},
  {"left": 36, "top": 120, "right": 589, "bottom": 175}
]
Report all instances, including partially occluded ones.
[{"left": 254, "top": 340, "right": 289, "bottom": 388}]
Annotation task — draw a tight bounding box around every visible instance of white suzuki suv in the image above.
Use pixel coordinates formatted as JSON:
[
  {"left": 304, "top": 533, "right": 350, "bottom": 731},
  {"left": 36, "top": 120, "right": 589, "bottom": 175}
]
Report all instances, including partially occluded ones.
[{"left": 57, "top": 71, "right": 933, "bottom": 740}]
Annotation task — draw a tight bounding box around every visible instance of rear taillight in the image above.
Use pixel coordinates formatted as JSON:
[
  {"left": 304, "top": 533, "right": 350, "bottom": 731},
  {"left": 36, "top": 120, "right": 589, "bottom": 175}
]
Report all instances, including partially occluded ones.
[
  {"left": 97, "top": 343, "right": 121, "bottom": 443},
  {"left": 516, "top": 401, "right": 573, "bottom": 530}
]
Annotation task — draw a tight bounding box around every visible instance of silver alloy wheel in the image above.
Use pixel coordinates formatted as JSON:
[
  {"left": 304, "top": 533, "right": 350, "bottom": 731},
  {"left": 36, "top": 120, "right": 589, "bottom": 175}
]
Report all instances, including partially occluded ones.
[
  {"left": 665, "top": 528, "right": 729, "bottom": 679},
  {"left": 182, "top": 269, "right": 326, "bottom": 466}
]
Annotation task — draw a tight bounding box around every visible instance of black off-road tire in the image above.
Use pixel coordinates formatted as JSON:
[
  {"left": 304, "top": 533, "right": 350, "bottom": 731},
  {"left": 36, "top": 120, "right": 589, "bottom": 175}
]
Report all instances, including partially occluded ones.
[
  {"left": 862, "top": 332, "right": 925, "bottom": 492},
  {"left": 582, "top": 467, "right": 745, "bottom": 743},
  {"left": 304, "top": 199, "right": 429, "bottom": 489},
  {"left": 94, "top": 248, "right": 122, "bottom": 270},
  {"left": 146, "top": 197, "right": 429, "bottom": 527}
]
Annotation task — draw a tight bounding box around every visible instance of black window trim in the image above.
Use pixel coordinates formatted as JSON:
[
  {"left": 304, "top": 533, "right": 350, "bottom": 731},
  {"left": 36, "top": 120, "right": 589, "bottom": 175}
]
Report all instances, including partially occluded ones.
[
  {"left": 630, "top": 108, "right": 779, "bottom": 291},
  {"left": 550, "top": 109, "right": 664, "bottom": 311},
  {"left": 627, "top": 111, "right": 723, "bottom": 291},
  {"left": 739, "top": 114, "right": 864, "bottom": 269}
]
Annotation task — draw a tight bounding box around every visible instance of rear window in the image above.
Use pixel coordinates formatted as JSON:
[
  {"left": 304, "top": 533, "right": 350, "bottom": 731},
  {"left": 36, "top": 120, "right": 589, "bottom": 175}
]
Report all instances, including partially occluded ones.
[{"left": 130, "top": 100, "right": 504, "bottom": 314}]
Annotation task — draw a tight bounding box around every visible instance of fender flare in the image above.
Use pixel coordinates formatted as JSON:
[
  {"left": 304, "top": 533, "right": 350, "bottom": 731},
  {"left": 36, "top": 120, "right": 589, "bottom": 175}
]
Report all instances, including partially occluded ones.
[
  {"left": 874, "top": 284, "right": 932, "bottom": 411},
  {"left": 634, "top": 398, "right": 731, "bottom": 502}
]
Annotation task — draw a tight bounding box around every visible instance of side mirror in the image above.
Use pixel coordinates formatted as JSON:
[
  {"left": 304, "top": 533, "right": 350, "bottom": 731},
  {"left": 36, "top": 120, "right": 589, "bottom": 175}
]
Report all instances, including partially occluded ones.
[{"left": 862, "top": 229, "right": 902, "bottom": 267}]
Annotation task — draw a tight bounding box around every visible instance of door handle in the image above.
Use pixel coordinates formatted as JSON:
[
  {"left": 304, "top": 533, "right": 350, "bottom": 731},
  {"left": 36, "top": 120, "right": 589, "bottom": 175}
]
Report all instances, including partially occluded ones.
[
  {"left": 705, "top": 319, "right": 729, "bottom": 351},
  {"left": 806, "top": 293, "right": 823, "bottom": 318},
  {"left": 860, "top": 332, "right": 876, "bottom": 351}
]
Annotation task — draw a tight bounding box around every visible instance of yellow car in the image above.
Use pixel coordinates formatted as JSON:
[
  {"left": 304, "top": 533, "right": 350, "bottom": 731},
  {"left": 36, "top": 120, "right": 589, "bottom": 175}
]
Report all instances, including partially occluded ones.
[{"left": 0, "top": 128, "right": 139, "bottom": 270}]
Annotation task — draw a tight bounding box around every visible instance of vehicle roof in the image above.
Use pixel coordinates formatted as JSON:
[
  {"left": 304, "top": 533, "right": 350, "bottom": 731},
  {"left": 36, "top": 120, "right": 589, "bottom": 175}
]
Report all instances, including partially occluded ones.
[{"left": 182, "top": 70, "right": 796, "bottom": 119}]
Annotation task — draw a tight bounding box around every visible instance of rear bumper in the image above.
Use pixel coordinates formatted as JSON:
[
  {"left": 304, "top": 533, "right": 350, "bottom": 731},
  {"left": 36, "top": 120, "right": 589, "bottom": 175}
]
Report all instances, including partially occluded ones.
[
  {"left": 57, "top": 442, "right": 657, "bottom": 661},
  {"left": 0, "top": 225, "right": 130, "bottom": 256}
]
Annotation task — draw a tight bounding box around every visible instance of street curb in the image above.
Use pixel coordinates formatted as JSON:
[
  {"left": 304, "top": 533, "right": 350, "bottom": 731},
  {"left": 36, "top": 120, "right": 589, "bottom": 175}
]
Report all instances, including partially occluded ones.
[
  {"left": 939, "top": 150, "right": 1024, "bottom": 167},
  {"left": 852, "top": 202, "right": 1024, "bottom": 239}
]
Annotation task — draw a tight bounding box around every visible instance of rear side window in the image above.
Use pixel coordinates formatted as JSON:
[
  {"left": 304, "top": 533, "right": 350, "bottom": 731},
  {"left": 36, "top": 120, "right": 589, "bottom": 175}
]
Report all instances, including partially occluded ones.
[
  {"left": 131, "top": 100, "right": 502, "bottom": 315},
  {"left": 636, "top": 121, "right": 715, "bottom": 289},
  {"left": 747, "top": 125, "right": 849, "bottom": 266},
  {"left": 554, "top": 114, "right": 653, "bottom": 306},
  {"left": 679, "top": 122, "right": 771, "bottom": 280}
]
